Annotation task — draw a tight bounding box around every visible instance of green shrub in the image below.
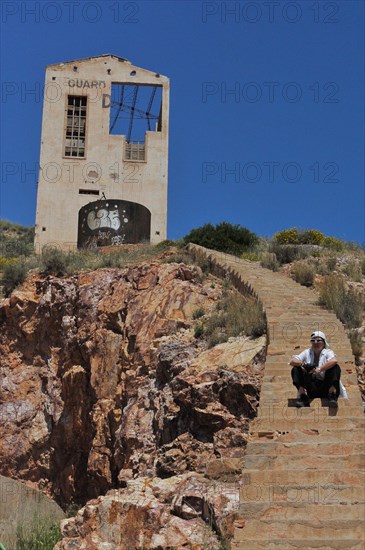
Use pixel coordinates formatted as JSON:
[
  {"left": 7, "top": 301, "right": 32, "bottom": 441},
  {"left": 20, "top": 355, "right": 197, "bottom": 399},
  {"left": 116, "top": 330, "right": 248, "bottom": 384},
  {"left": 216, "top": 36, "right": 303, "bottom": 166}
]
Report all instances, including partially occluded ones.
[
  {"left": 192, "top": 307, "right": 205, "bottom": 319},
  {"left": 16, "top": 520, "right": 62, "bottom": 549},
  {"left": 98, "top": 251, "right": 124, "bottom": 268},
  {"left": 349, "top": 331, "right": 363, "bottom": 361},
  {"left": 260, "top": 253, "right": 279, "bottom": 272},
  {"left": 204, "top": 292, "right": 266, "bottom": 348},
  {"left": 166, "top": 250, "right": 194, "bottom": 265},
  {"left": 322, "top": 236, "right": 344, "bottom": 251},
  {"left": 2, "top": 261, "right": 27, "bottom": 296},
  {"left": 184, "top": 222, "right": 258, "bottom": 256},
  {"left": 298, "top": 229, "right": 324, "bottom": 245},
  {"left": 153, "top": 239, "right": 177, "bottom": 250},
  {"left": 64, "top": 252, "right": 90, "bottom": 274},
  {"left": 326, "top": 257, "right": 337, "bottom": 272},
  {"left": 318, "top": 274, "right": 364, "bottom": 328},
  {"left": 191, "top": 249, "right": 211, "bottom": 272},
  {"left": 207, "top": 331, "right": 228, "bottom": 348},
  {"left": 0, "top": 220, "right": 35, "bottom": 258},
  {"left": 273, "top": 228, "right": 300, "bottom": 245},
  {"left": 0, "top": 256, "right": 18, "bottom": 269},
  {"left": 343, "top": 261, "right": 362, "bottom": 282},
  {"left": 361, "top": 257, "right": 365, "bottom": 276},
  {"left": 194, "top": 323, "right": 204, "bottom": 338},
  {"left": 273, "top": 228, "right": 350, "bottom": 250},
  {"left": 241, "top": 252, "right": 260, "bottom": 261},
  {"left": 291, "top": 262, "right": 315, "bottom": 287},
  {"left": 41, "top": 248, "right": 67, "bottom": 275},
  {"left": 269, "top": 243, "right": 310, "bottom": 265}
]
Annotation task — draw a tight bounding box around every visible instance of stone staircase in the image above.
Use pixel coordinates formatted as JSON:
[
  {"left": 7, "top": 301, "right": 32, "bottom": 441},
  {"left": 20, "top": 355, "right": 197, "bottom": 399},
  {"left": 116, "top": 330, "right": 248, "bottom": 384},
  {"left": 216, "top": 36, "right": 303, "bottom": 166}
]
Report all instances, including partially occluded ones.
[{"left": 189, "top": 245, "right": 365, "bottom": 550}]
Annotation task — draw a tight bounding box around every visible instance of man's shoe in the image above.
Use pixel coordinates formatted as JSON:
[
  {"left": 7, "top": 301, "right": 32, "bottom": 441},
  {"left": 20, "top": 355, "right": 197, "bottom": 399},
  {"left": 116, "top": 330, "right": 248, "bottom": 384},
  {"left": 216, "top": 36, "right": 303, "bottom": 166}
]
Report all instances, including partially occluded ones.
[
  {"left": 328, "top": 394, "right": 338, "bottom": 408},
  {"left": 296, "top": 394, "right": 309, "bottom": 408}
]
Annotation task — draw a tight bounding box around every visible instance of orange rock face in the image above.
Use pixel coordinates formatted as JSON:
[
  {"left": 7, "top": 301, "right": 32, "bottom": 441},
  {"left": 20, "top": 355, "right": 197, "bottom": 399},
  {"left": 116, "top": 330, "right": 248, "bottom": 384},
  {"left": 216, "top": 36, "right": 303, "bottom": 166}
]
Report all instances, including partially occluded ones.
[{"left": 0, "top": 260, "right": 265, "bottom": 546}]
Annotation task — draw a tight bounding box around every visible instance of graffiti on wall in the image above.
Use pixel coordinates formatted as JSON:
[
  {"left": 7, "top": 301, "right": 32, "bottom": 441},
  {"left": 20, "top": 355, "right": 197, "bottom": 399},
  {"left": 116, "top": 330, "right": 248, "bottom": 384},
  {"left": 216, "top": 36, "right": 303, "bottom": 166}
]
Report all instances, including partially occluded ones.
[{"left": 78, "top": 199, "right": 151, "bottom": 249}]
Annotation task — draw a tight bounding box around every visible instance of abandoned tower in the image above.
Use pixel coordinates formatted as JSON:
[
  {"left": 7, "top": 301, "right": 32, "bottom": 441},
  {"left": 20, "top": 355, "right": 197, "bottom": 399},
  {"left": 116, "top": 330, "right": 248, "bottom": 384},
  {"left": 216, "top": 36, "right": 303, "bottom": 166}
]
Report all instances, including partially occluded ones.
[{"left": 34, "top": 54, "right": 169, "bottom": 250}]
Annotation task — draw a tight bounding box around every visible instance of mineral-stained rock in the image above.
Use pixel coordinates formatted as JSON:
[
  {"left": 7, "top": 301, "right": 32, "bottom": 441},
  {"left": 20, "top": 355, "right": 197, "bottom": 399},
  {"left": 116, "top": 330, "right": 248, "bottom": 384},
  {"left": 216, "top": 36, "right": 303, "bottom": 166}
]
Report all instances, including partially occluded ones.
[
  {"left": 0, "top": 258, "right": 265, "bottom": 544},
  {"left": 55, "top": 473, "right": 239, "bottom": 550}
]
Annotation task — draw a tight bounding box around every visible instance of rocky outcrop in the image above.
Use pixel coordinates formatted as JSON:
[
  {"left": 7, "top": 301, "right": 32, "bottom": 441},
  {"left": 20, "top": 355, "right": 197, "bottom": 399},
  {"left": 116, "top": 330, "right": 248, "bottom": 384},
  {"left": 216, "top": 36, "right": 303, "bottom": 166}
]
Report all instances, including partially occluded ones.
[
  {"left": 55, "top": 473, "right": 239, "bottom": 550},
  {"left": 0, "top": 259, "right": 265, "bottom": 518}
]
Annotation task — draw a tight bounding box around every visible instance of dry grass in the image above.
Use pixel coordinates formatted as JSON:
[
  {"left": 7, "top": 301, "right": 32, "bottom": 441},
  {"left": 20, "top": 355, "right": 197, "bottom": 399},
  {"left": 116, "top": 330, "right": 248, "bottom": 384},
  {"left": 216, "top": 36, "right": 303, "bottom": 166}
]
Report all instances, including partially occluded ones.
[
  {"left": 318, "top": 274, "right": 364, "bottom": 329},
  {"left": 200, "top": 290, "right": 266, "bottom": 348},
  {"left": 291, "top": 262, "right": 316, "bottom": 287}
]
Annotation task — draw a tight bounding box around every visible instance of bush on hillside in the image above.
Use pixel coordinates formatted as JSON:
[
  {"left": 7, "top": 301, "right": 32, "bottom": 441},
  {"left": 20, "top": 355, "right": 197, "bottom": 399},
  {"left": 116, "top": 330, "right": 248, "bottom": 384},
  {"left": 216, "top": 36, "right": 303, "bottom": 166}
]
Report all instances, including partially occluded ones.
[
  {"left": 273, "top": 228, "right": 346, "bottom": 250},
  {"left": 298, "top": 229, "right": 324, "bottom": 245},
  {"left": 326, "top": 257, "right": 337, "bottom": 272},
  {"left": 318, "top": 274, "right": 363, "bottom": 329},
  {"left": 291, "top": 262, "right": 315, "bottom": 287},
  {"left": 269, "top": 243, "right": 312, "bottom": 265},
  {"left": 273, "top": 227, "right": 325, "bottom": 246},
  {"left": 0, "top": 220, "right": 35, "bottom": 257},
  {"left": 2, "top": 261, "right": 27, "bottom": 296},
  {"left": 349, "top": 331, "right": 363, "bottom": 362},
  {"left": 153, "top": 239, "right": 181, "bottom": 250},
  {"left": 184, "top": 222, "right": 258, "bottom": 255},
  {"left": 41, "top": 248, "right": 67, "bottom": 275},
  {"left": 273, "top": 228, "right": 300, "bottom": 245},
  {"left": 260, "top": 252, "right": 279, "bottom": 272},
  {"left": 200, "top": 291, "right": 266, "bottom": 348},
  {"left": 343, "top": 261, "right": 362, "bottom": 282},
  {"left": 322, "top": 236, "right": 345, "bottom": 251}
]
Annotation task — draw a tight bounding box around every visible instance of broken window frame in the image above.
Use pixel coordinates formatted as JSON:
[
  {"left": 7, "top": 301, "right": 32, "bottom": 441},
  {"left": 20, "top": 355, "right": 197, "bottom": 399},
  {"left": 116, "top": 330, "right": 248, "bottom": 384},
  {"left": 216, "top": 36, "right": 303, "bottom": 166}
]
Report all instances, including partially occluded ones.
[
  {"left": 64, "top": 95, "right": 87, "bottom": 158},
  {"left": 109, "top": 83, "right": 163, "bottom": 162}
]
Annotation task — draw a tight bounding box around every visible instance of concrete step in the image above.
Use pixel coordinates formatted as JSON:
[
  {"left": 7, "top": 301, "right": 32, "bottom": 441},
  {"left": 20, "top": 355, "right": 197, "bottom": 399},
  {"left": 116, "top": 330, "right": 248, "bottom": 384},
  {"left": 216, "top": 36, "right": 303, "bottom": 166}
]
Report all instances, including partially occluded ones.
[
  {"left": 240, "top": 469, "right": 365, "bottom": 486},
  {"left": 259, "top": 385, "right": 362, "bottom": 395},
  {"left": 257, "top": 396, "right": 364, "bottom": 409},
  {"left": 232, "top": 519, "right": 365, "bottom": 541},
  {"left": 251, "top": 416, "right": 365, "bottom": 432},
  {"left": 262, "top": 365, "right": 359, "bottom": 380},
  {"left": 263, "top": 367, "right": 357, "bottom": 376},
  {"left": 256, "top": 402, "right": 363, "bottom": 419},
  {"left": 260, "top": 382, "right": 360, "bottom": 393},
  {"left": 243, "top": 453, "right": 365, "bottom": 471},
  {"left": 266, "top": 350, "right": 352, "bottom": 361},
  {"left": 259, "top": 389, "right": 363, "bottom": 403},
  {"left": 248, "top": 428, "right": 365, "bottom": 443},
  {"left": 238, "top": 502, "right": 365, "bottom": 521},
  {"left": 239, "top": 483, "right": 365, "bottom": 506},
  {"left": 246, "top": 440, "right": 365, "bottom": 457},
  {"left": 262, "top": 374, "right": 358, "bottom": 386},
  {"left": 265, "top": 355, "right": 353, "bottom": 364},
  {"left": 231, "top": 538, "right": 364, "bottom": 549},
  {"left": 267, "top": 337, "right": 349, "bottom": 346}
]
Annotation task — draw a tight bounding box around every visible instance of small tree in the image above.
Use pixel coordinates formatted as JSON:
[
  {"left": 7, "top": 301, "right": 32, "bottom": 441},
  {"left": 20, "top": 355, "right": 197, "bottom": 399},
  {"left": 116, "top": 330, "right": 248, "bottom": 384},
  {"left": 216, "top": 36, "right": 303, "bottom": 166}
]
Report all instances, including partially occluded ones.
[{"left": 184, "top": 222, "right": 258, "bottom": 255}]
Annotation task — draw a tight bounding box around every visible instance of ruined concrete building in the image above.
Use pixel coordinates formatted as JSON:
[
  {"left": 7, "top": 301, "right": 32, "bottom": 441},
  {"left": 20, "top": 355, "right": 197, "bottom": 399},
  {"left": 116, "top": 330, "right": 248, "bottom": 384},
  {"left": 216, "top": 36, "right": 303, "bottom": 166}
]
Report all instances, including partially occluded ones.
[{"left": 34, "top": 54, "right": 169, "bottom": 251}]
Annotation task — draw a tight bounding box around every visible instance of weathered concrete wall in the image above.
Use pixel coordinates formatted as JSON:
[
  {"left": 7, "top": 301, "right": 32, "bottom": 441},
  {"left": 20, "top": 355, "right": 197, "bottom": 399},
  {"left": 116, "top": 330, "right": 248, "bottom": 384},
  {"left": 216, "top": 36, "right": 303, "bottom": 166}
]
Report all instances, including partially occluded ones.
[
  {"left": 0, "top": 476, "right": 65, "bottom": 549},
  {"left": 34, "top": 54, "right": 169, "bottom": 251}
]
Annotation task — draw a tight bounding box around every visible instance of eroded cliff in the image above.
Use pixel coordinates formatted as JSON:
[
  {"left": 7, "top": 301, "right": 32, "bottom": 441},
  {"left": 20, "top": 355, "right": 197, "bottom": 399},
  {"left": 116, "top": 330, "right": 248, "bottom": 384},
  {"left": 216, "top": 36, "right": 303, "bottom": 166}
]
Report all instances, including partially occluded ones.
[{"left": 0, "top": 256, "right": 266, "bottom": 548}]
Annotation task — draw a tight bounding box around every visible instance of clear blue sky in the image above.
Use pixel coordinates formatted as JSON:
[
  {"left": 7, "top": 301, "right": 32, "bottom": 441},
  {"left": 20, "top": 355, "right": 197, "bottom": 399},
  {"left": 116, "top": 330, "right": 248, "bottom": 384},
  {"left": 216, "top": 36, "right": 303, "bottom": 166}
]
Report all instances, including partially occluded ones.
[{"left": 0, "top": 0, "right": 364, "bottom": 244}]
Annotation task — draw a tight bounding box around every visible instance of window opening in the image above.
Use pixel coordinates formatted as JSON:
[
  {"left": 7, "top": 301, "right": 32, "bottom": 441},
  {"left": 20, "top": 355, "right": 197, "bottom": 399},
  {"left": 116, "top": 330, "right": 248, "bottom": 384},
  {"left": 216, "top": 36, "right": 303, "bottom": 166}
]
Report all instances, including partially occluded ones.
[
  {"left": 65, "top": 96, "right": 87, "bottom": 157},
  {"left": 109, "top": 84, "right": 162, "bottom": 160},
  {"left": 79, "top": 189, "right": 99, "bottom": 195}
]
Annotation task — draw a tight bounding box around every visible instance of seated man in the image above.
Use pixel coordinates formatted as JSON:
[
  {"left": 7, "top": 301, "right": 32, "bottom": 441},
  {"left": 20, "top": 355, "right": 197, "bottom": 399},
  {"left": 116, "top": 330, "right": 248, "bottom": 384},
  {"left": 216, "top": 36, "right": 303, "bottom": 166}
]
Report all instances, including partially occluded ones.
[{"left": 289, "top": 331, "right": 341, "bottom": 408}]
